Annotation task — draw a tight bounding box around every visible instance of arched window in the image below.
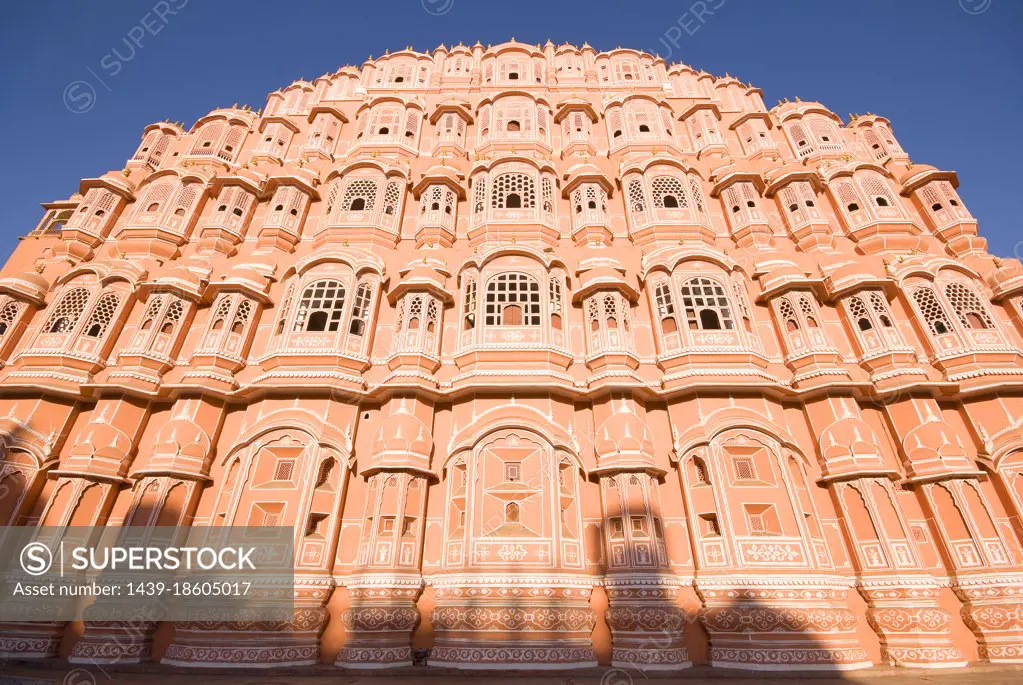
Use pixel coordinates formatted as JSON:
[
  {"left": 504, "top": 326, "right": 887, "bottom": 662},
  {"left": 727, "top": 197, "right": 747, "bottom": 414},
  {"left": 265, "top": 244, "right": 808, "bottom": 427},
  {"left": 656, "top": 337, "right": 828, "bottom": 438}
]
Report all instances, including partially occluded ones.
[
  {"left": 654, "top": 281, "right": 677, "bottom": 334},
  {"left": 348, "top": 282, "right": 373, "bottom": 336},
  {"left": 849, "top": 295, "right": 873, "bottom": 331},
  {"left": 485, "top": 273, "right": 541, "bottom": 326},
  {"left": 627, "top": 179, "right": 646, "bottom": 217},
  {"left": 462, "top": 277, "right": 477, "bottom": 330},
  {"left": 294, "top": 280, "right": 346, "bottom": 333},
  {"left": 679, "top": 277, "right": 733, "bottom": 331},
  {"left": 230, "top": 299, "right": 251, "bottom": 335},
  {"left": 45, "top": 288, "right": 90, "bottom": 334},
  {"left": 491, "top": 173, "right": 536, "bottom": 210},
  {"left": 382, "top": 181, "right": 402, "bottom": 218},
  {"left": 944, "top": 281, "right": 994, "bottom": 331},
  {"left": 0, "top": 300, "right": 22, "bottom": 338},
  {"left": 342, "top": 179, "right": 377, "bottom": 212},
  {"left": 82, "top": 292, "right": 121, "bottom": 339},
  {"left": 549, "top": 274, "right": 564, "bottom": 330},
  {"left": 911, "top": 285, "right": 954, "bottom": 336},
  {"left": 651, "top": 176, "right": 687, "bottom": 210}
]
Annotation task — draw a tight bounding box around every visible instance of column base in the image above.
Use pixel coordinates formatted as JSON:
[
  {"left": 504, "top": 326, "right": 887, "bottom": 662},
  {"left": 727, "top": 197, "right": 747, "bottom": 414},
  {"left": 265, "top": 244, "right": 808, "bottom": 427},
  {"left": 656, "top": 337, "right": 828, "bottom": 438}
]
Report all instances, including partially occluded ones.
[
  {"left": 69, "top": 621, "right": 156, "bottom": 663},
  {"left": 954, "top": 574, "right": 1023, "bottom": 664},
  {"left": 859, "top": 579, "right": 967, "bottom": 668},
  {"left": 426, "top": 575, "right": 597, "bottom": 669},
  {"left": 604, "top": 575, "right": 692, "bottom": 670},
  {"left": 162, "top": 608, "right": 327, "bottom": 667},
  {"left": 334, "top": 576, "right": 422, "bottom": 669},
  {"left": 698, "top": 575, "right": 872, "bottom": 671},
  {"left": 0, "top": 622, "right": 64, "bottom": 659}
]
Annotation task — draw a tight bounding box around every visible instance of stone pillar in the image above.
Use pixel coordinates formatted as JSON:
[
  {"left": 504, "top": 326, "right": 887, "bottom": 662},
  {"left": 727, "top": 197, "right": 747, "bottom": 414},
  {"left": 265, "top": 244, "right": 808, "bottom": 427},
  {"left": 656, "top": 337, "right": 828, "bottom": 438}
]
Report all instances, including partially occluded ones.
[{"left": 698, "top": 576, "right": 870, "bottom": 670}]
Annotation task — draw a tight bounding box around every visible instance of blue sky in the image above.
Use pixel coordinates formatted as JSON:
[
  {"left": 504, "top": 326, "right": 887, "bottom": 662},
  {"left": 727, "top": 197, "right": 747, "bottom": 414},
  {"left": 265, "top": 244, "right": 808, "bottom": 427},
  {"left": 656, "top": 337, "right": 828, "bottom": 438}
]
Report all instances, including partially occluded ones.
[{"left": 1, "top": 0, "right": 1020, "bottom": 259}]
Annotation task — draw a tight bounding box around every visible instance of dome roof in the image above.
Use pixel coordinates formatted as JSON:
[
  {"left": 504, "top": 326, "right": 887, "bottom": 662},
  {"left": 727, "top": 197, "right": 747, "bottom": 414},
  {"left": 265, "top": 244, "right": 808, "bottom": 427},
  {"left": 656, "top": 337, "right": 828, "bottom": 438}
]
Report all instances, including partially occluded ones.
[
  {"left": 594, "top": 400, "right": 654, "bottom": 460},
  {"left": 0, "top": 271, "right": 49, "bottom": 304},
  {"left": 153, "top": 418, "right": 212, "bottom": 461},
  {"left": 371, "top": 402, "right": 434, "bottom": 463}
]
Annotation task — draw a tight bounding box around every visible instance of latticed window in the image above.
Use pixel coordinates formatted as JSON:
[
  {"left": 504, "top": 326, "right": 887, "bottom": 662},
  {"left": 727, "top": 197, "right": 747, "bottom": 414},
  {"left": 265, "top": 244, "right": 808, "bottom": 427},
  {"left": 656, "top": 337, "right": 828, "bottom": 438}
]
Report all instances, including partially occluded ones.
[
  {"left": 777, "top": 292, "right": 824, "bottom": 335},
  {"left": 463, "top": 277, "right": 477, "bottom": 329},
  {"left": 382, "top": 181, "right": 402, "bottom": 217},
  {"left": 342, "top": 180, "right": 377, "bottom": 212},
  {"left": 0, "top": 299, "right": 22, "bottom": 337},
  {"left": 231, "top": 299, "right": 252, "bottom": 334},
  {"left": 651, "top": 176, "right": 687, "bottom": 209},
  {"left": 798, "top": 294, "right": 819, "bottom": 326},
  {"left": 689, "top": 178, "right": 708, "bottom": 215},
  {"left": 734, "top": 456, "right": 756, "bottom": 481},
  {"left": 833, "top": 180, "right": 864, "bottom": 215},
  {"left": 779, "top": 297, "right": 799, "bottom": 331},
  {"left": 209, "top": 296, "right": 233, "bottom": 334},
  {"left": 213, "top": 186, "right": 253, "bottom": 225},
  {"left": 788, "top": 122, "right": 812, "bottom": 155},
  {"left": 541, "top": 177, "right": 554, "bottom": 213},
  {"left": 82, "top": 293, "right": 121, "bottom": 339},
  {"left": 349, "top": 282, "right": 373, "bottom": 336},
  {"left": 404, "top": 111, "right": 420, "bottom": 142},
  {"left": 491, "top": 173, "right": 536, "bottom": 209},
  {"left": 46, "top": 288, "right": 90, "bottom": 333},
  {"left": 849, "top": 295, "right": 871, "bottom": 332},
  {"left": 190, "top": 122, "right": 225, "bottom": 156},
  {"left": 779, "top": 181, "right": 818, "bottom": 225},
  {"left": 294, "top": 280, "right": 346, "bottom": 333},
  {"left": 549, "top": 274, "right": 563, "bottom": 329},
  {"left": 654, "top": 281, "right": 677, "bottom": 333},
  {"left": 945, "top": 281, "right": 994, "bottom": 330},
  {"left": 607, "top": 109, "right": 624, "bottom": 140},
  {"left": 911, "top": 285, "right": 954, "bottom": 336},
  {"left": 484, "top": 273, "right": 541, "bottom": 326},
  {"left": 859, "top": 174, "right": 900, "bottom": 212},
  {"left": 273, "top": 283, "right": 295, "bottom": 336},
  {"left": 679, "top": 277, "right": 734, "bottom": 330},
  {"left": 809, "top": 119, "right": 843, "bottom": 151},
  {"left": 869, "top": 292, "right": 894, "bottom": 327},
  {"left": 472, "top": 177, "right": 487, "bottom": 217},
  {"left": 136, "top": 182, "right": 175, "bottom": 221},
  {"left": 627, "top": 179, "right": 646, "bottom": 216}
]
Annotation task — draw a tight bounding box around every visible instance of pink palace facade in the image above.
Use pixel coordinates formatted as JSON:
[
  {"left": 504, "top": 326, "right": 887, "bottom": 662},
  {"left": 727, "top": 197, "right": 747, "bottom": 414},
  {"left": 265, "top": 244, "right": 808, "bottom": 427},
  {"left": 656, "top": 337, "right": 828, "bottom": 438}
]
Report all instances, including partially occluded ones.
[{"left": 1, "top": 40, "right": 1023, "bottom": 671}]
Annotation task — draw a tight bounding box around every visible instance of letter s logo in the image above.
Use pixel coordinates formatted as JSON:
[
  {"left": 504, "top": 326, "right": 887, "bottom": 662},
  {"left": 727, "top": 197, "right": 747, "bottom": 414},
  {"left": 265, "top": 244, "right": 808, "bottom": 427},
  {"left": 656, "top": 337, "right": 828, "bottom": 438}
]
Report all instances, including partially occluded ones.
[{"left": 20, "top": 542, "right": 53, "bottom": 576}]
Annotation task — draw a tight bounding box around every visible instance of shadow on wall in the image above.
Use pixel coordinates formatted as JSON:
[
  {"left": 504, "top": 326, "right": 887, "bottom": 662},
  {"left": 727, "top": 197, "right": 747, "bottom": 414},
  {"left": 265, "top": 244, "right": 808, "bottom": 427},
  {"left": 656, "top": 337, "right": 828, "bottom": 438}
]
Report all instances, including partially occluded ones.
[{"left": 592, "top": 510, "right": 860, "bottom": 679}]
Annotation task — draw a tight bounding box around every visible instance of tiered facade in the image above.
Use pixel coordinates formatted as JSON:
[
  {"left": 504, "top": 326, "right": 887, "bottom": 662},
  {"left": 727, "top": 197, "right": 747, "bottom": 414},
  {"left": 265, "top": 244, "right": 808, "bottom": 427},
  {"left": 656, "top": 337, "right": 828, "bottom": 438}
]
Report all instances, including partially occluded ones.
[{"left": 1, "top": 40, "right": 1023, "bottom": 671}]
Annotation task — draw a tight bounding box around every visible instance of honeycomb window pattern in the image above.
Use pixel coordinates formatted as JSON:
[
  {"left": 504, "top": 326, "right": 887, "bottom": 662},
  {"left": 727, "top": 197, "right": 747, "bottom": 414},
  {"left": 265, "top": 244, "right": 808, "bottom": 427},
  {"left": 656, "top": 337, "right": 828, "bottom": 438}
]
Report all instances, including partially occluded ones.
[{"left": 491, "top": 173, "right": 536, "bottom": 210}]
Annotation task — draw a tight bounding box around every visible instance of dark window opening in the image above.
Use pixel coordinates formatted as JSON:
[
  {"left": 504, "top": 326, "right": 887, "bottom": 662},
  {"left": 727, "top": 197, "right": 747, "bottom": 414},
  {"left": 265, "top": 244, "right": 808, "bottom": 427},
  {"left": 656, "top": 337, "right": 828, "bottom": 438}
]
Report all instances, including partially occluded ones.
[
  {"left": 505, "top": 193, "right": 522, "bottom": 209},
  {"left": 350, "top": 198, "right": 366, "bottom": 211},
  {"left": 662, "top": 195, "right": 679, "bottom": 209},
  {"left": 699, "top": 309, "right": 721, "bottom": 330},
  {"left": 307, "top": 311, "right": 329, "bottom": 332}
]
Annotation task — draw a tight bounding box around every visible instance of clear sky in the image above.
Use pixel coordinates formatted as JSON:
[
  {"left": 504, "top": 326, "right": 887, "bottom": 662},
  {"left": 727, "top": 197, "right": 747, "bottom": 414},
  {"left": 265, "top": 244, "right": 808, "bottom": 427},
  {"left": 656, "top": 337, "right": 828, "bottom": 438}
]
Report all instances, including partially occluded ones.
[{"left": 1, "top": 0, "right": 1020, "bottom": 259}]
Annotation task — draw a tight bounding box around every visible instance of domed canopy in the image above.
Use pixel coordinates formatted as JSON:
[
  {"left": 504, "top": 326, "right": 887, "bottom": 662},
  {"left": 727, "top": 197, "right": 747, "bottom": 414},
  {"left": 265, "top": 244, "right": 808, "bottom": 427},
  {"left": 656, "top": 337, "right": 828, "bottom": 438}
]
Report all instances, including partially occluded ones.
[
  {"left": 594, "top": 399, "right": 655, "bottom": 464},
  {"left": 369, "top": 401, "right": 434, "bottom": 474}
]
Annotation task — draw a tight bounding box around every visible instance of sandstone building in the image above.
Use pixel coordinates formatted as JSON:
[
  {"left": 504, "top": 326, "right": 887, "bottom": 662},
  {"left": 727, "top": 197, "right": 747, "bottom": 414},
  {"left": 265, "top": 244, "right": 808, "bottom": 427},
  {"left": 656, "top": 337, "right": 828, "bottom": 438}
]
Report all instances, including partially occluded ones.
[{"left": 1, "top": 40, "right": 1022, "bottom": 670}]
